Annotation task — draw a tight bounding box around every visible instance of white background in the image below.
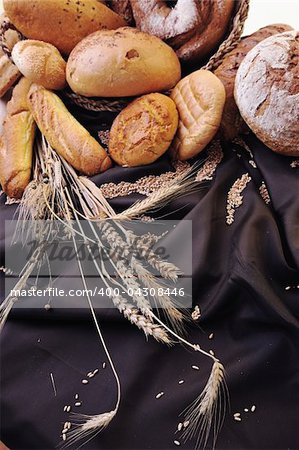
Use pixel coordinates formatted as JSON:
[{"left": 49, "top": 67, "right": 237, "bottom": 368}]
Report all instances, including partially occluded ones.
[{"left": 0, "top": 1, "right": 298, "bottom": 33}]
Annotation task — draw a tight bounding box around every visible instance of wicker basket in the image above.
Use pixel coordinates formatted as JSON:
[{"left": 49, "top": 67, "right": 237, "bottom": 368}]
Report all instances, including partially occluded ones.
[{"left": 0, "top": 0, "right": 250, "bottom": 113}]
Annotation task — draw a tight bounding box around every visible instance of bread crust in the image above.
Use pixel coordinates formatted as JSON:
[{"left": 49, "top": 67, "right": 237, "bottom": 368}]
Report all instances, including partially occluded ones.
[
  {"left": 66, "top": 27, "right": 181, "bottom": 97},
  {"left": 12, "top": 40, "right": 67, "bottom": 90},
  {"left": 0, "top": 78, "right": 35, "bottom": 199},
  {"left": 3, "top": 0, "right": 126, "bottom": 55},
  {"left": 235, "top": 31, "right": 299, "bottom": 156},
  {"left": 0, "top": 14, "right": 21, "bottom": 97},
  {"left": 215, "top": 24, "right": 294, "bottom": 140},
  {"left": 170, "top": 70, "right": 226, "bottom": 161},
  {"left": 27, "top": 84, "right": 112, "bottom": 175},
  {"left": 109, "top": 93, "right": 178, "bottom": 167}
]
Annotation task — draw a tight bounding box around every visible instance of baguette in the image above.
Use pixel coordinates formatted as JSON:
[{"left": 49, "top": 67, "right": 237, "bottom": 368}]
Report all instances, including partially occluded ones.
[
  {"left": 27, "top": 84, "right": 112, "bottom": 175},
  {"left": 0, "top": 78, "right": 35, "bottom": 199},
  {"left": 3, "top": 0, "right": 127, "bottom": 55}
]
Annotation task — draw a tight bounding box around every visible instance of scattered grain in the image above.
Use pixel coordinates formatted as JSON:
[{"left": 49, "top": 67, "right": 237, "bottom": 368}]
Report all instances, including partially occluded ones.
[
  {"left": 183, "top": 421, "right": 190, "bottom": 428},
  {"left": 251, "top": 405, "right": 256, "bottom": 412},
  {"left": 102, "top": 362, "right": 106, "bottom": 369},
  {"left": 178, "top": 380, "right": 184, "bottom": 385},
  {"left": 177, "top": 423, "right": 183, "bottom": 431},
  {"left": 82, "top": 379, "right": 89, "bottom": 384},
  {"left": 174, "top": 441, "right": 180, "bottom": 446},
  {"left": 234, "top": 416, "right": 242, "bottom": 422},
  {"left": 209, "top": 333, "right": 214, "bottom": 340},
  {"left": 66, "top": 406, "right": 71, "bottom": 413},
  {"left": 156, "top": 392, "right": 164, "bottom": 399},
  {"left": 62, "top": 433, "right": 67, "bottom": 441},
  {"left": 192, "top": 365, "right": 199, "bottom": 371},
  {"left": 75, "top": 402, "right": 82, "bottom": 407},
  {"left": 75, "top": 394, "right": 79, "bottom": 400},
  {"left": 244, "top": 408, "right": 249, "bottom": 412}
]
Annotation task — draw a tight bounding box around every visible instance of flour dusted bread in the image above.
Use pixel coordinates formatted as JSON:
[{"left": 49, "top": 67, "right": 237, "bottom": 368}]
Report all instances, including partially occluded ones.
[
  {"left": 0, "top": 78, "right": 35, "bottom": 199},
  {"left": 27, "top": 84, "right": 112, "bottom": 175},
  {"left": 66, "top": 27, "right": 181, "bottom": 97},
  {"left": 235, "top": 31, "right": 299, "bottom": 156},
  {"left": 170, "top": 70, "right": 225, "bottom": 161},
  {"left": 3, "top": 0, "right": 126, "bottom": 55},
  {"left": 130, "top": 0, "right": 235, "bottom": 63},
  {"left": 12, "top": 40, "right": 66, "bottom": 90},
  {"left": 109, "top": 93, "right": 178, "bottom": 167},
  {"left": 215, "top": 24, "right": 294, "bottom": 140}
]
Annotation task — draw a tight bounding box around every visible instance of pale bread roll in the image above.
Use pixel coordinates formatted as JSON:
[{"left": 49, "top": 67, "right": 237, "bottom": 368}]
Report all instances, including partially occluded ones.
[
  {"left": 12, "top": 40, "right": 66, "bottom": 90},
  {"left": 3, "top": 0, "right": 126, "bottom": 55},
  {"left": 109, "top": 93, "right": 178, "bottom": 167},
  {"left": 235, "top": 31, "right": 299, "bottom": 156},
  {"left": 66, "top": 27, "right": 181, "bottom": 97},
  {"left": 0, "top": 78, "right": 35, "bottom": 199},
  {"left": 170, "top": 70, "right": 226, "bottom": 161},
  {"left": 27, "top": 84, "right": 112, "bottom": 176}
]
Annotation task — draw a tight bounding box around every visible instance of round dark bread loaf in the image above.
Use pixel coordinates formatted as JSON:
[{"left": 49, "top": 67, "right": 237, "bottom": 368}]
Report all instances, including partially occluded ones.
[
  {"left": 214, "top": 24, "right": 294, "bottom": 140},
  {"left": 234, "top": 31, "right": 299, "bottom": 156}
]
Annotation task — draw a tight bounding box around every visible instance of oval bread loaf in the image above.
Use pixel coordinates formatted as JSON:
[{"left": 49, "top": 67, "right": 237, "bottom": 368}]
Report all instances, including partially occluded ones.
[
  {"left": 235, "top": 31, "right": 299, "bottom": 156},
  {"left": 66, "top": 27, "right": 181, "bottom": 97},
  {"left": 214, "top": 24, "right": 294, "bottom": 141},
  {"left": 27, "top": 84, "right": 112, "bottom": 176},
  {"left": 12, "top": 40, "right": 67, "bottom": 91},
  {"left": 3, "top": 0, "right": 126, "bottom": 55},
  {"left": 109, "top": 93, "right": 178, "bottom": 167},
  {"left": 170, "top": 70, "right": 226, "bottom": 161}
]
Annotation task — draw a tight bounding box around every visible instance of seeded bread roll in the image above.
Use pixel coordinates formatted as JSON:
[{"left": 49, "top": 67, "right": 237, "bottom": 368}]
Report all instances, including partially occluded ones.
[
  {"left": 28, "top": 84, "right": 112, "bottom": 175},
  {"left": 3, "top": 0, "right": 126, "bottom": 55},
  {"left": 66, "top": 27, "right": 181, "bottom": 97},
  {"left": 109, "top": 93, "right": 178, "bottom": 167},
  {"left": 215, "top": 24, "right": 294, "bottom": 140},
  {"left": 0, "top": 78, "right": 35, "bottom": 199},
  {"left": 170, "top": 70, "right": 226, "bottom": 161},
  {"left": 235, "top": 31, "right": 299, "bottom": 156},
  {"left": 12, "top": 40, "right": 67, "bottom": 91}
]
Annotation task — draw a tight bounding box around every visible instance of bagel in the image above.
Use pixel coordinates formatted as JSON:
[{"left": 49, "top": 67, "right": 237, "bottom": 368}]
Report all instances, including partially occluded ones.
[{"left": 130, "top": 0, "right": 235, "bottom": 63}]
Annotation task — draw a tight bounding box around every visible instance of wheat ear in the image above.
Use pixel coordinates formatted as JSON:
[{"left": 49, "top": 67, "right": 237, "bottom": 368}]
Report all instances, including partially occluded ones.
[{"left": 181, "top": 361, "right": 227, "bottom": 449}]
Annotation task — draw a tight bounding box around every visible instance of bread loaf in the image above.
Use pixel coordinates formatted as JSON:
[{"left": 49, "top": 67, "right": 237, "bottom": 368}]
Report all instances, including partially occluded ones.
[
  {"left": 12, "top": 40, "right": 67, "bottom": 90},
  {"left": 3, "top": 0, "right": 126, "bottom": 55},
  {"left": 170, "top": 70, "right": 225, "bottom": 161},
  {"left": 66, "top": 27, "right": 181, "bottom": 97},
  {"left": 235, "top": 31, "right": 299, "bottom": 156},
  {"left": 215, "top": 24, "right": 294, "bottom": 140},
  {"left": 0, "top": 78, "right": 35, "bottom": 199},
  {"left": 27, "top": 84, "right": 112, "bottom": 175},
  {"left": 109, "top": 93, "right": 178, "bottom": 167}
]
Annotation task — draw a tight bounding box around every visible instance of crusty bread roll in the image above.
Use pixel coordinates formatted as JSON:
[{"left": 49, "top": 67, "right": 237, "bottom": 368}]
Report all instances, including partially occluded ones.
[
  {"left": 27, "top": 84, "right": 112, "bottom": 175},
  {"left": 235, "top": 31, "right": 299, "bottom": 156},
  {"left": 0, "top": 14, "right": 21, "bottom": 97},
  {"left": 170, "top": 70, "right": 226, "bottom": 161},
  {"left": 66, "top": 27, "right": 181, "bottom": 97},
  {"left": 109, "top": 93, "right": 178, "bottom": 167},
  {"left": 12, "top": 40, "right": 67, "bottom": 91},
  {"left": 3, "top": 0, "right": 126, "bottom": 55},
  {"left": 0, "top": 78, "right": 35, "bottom": 199},
  {"left": 215, "top": 24, "right": 294, "bottom": 140}
]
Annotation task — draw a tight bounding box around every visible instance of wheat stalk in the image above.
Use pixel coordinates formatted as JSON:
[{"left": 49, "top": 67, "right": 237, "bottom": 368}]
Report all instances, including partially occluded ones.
[
  {"left": 113, "top": 169, "right": 199, "bottom": 221},
  {"left": 181, "top": 361, "right": 227, "bottom": 449}
]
